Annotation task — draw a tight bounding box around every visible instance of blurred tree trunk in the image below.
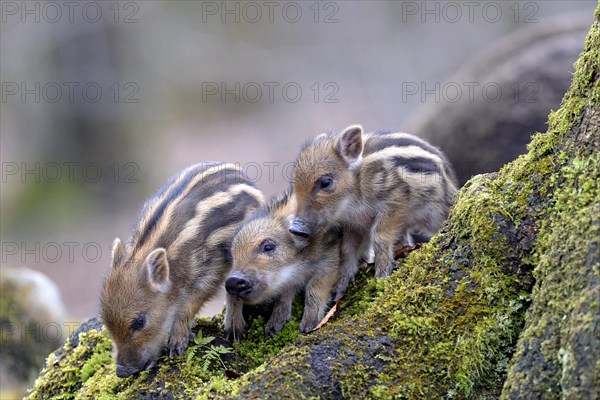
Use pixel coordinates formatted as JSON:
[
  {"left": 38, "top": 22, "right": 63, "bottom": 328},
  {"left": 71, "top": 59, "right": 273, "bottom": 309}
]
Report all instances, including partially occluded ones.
[{"left": 410, "top": 12, "right": 590, "bottom": 186}]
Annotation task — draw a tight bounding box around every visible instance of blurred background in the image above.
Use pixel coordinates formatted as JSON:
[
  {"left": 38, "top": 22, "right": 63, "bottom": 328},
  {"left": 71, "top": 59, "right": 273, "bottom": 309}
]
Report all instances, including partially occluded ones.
[{"left": 1, "top": 0, "right": 596, "bottom": 395}]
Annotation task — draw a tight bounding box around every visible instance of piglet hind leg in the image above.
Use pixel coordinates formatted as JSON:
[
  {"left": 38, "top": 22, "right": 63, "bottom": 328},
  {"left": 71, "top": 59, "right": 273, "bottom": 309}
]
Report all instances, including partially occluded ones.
[
  {"left": 223, "top": 294, "right": 246, "bottom": 342},
  {"left": 265, "top": 291, "right": 296, "bottom": 338},
  {"left": 333, "top": 230, "right": 363, "bottom": 301},
  {"left": 373, "top": 240, "right": 395, "bottom": 278},
  {"left": 373, "top": 215, "right": 405, "bottom": 278},
  {"left": 300, "top": 267, "right": 338, "bottom": 333}
]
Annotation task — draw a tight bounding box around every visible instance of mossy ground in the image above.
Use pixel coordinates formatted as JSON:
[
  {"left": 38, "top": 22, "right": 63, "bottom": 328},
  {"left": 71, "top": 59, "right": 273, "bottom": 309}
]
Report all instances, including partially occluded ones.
[
  {"left": 25, "top": 5, "right": 599, "bottom": 399},
  {"left": 25, "top": 302, "right": 305, "bottom": 400}
]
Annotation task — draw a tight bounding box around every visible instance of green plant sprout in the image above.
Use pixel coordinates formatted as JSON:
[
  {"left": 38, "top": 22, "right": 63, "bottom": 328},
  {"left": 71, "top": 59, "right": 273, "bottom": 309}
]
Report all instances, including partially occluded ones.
[{"left": 186, "top": 331, "right": 232, "bottom": 371}]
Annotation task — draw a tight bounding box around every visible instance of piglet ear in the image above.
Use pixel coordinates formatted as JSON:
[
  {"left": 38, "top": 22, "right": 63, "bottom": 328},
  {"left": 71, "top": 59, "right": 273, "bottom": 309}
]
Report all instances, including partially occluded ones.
[
  {"left": 111, "top": 238, "right": 126, "bottom": 269},
  {"left": 146, "top": 248, "right": 172, "bottom": 293},
  {"left": 336, "top": 125, "right": 364, "bottom": 164}
]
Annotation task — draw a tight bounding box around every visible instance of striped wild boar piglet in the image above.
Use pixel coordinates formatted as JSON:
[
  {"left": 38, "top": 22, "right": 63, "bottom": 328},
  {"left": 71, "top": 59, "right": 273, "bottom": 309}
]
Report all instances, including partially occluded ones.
[
  {"left": 101, "top": 162, "right": 265, "bottom": 378},
  {"left": 223, "top": 192, "right": 341, "bottom": 341},
  {"left": 290, "top": 125, "right": 457, "bottom": 300}
]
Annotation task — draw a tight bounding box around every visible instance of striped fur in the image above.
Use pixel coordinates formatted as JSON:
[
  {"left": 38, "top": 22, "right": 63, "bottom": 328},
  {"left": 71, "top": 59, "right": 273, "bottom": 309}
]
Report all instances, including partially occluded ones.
[
  {"left": 362, "top": 131, "right": 457, "bottom": 208},
  {"left": 101, "top": 162, "right": 265, "bottom": 377},
  {"left": 223, "top": 191, "right": 341, "bottom": 340},
  {"left": 291, "top": 125, "right": 457, "bottom": 300}
]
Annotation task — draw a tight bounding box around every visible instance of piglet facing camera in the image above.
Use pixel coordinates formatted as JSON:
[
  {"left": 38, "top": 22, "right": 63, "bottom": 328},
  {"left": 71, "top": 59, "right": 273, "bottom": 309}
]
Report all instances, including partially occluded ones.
[
  {"left": 101, "top": 162, "right": 265, "bottom": 377},
  {"left": 223, "top": 192, "right": 342, "bottom": 341}
]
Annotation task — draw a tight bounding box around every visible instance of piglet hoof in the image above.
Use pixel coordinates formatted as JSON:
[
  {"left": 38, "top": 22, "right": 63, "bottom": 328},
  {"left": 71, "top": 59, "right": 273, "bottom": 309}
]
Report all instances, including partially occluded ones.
[
  {"left": 299, "top": 321, "right": 316, "bottom": 334},
  {"left": 334, "top": 282, "right": 349, "bottom": 302},
  {"left": 265, "top": 321, "right": 285, "bottom": 338},
  {"left": 144, "top": 360, "right": 157, "bottom": 371},
  {"left": 168, "top": 342, "right": 188, "bottom": 358},
  {"left": 374, "top": 262, "right": 395, "bottom": 279},
  {"left": 334, "top": 275, "right": 354, "bottom": 301},
  {"left": 167, "top": 333, "right": 190, "bottom": 358},
  {"left": 177, "top": 342, "right": 187, "bottom": 356},
  {"left": 224, "top": 328, "right": 244, "bottom": 343}
]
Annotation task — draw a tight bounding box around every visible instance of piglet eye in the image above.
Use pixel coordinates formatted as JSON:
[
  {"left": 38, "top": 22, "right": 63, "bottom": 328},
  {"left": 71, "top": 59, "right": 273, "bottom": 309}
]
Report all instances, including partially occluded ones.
[
  {"left": 260, "top": 239, "right": 276, "bottom": 253},
  {"left": 131, "top": 314, "right": 146, "bottom": 332},
  {"left": 319, "top": 176, "right": 333, "bottom": 190}
]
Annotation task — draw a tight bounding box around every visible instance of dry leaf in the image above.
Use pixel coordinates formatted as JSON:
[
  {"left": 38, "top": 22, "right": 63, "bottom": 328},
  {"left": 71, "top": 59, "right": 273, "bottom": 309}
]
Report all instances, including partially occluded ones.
[
  {"left": 309, "top": 299, "right": 341, "bottom": 333},
  {"left": 394, "top": 243, "right": 423, "bottom": 259}
]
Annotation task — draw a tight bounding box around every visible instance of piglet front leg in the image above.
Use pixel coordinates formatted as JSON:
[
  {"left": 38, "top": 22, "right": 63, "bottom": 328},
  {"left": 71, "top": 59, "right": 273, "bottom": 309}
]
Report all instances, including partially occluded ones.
[
  {"left": 265, "top": 291, "right": 295, "bottom": 338},
  {"left": 223, "top": 294, "right": 246, "bottom": 342},
  {"left": 168, "top": 317, "right": 193, "bottom": 357},
  {"left": 300, "top": 266, "right": 338, "bottom": 333}
]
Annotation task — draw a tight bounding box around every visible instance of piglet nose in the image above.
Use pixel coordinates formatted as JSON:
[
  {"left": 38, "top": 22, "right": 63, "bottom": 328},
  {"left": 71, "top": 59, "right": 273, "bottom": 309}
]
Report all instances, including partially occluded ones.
[
  {"left": 116, "top": 363, "right": 137, "bottom": 378},
  {"left": 289, "top": 219, "right": 310, "bottom": 238},
  {"left": 225, "top": 276, "right": 252, "bottom": 295}
]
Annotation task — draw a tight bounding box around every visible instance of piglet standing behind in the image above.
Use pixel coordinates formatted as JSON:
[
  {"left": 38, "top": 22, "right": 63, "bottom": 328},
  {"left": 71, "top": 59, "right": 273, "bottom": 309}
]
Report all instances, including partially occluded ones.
[{"left": 289, "top": 125, "right": 457, "bottom": 299}]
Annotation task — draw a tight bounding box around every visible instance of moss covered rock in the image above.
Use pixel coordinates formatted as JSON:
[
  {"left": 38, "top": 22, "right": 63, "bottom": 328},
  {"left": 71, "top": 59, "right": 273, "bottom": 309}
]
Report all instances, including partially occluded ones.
[
  {"left": 25, "top": 303, "right": 305, "bottom": 400},
  {"left": 501, "top": 12, "right": 600, "bottom": 398},
  {"left": 26, "top": 4, "right": 599, "bottom": 399},
  {"left": 1, "top": 267, "right": 67, "bottom": 395}
]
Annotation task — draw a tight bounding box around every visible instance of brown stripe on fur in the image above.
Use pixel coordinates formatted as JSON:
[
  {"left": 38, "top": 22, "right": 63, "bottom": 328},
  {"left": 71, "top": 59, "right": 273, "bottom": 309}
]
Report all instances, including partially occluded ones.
[
  {"left": 167, "top": 183, "right": 263, "bottom": 259},
  {"left": 131, "top": 164, "right": 244, "bottom": 257}
]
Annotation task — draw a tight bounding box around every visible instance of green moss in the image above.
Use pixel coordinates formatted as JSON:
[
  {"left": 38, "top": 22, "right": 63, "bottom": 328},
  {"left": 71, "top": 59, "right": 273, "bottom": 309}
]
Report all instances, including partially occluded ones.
[
  {"left": 500, "top": 5, "right": 600, "bottom": 397},
  {"left": 324, "top": 168, "right": 536, "bottom": 398},
  {"left": 501, "top": 19, "right": 600, "bottom": 394},
  {"left": 79, "top": 349, "right": 112, "bottom": 383},
  {"left": 234, "top": 300, "right": 302, "bottom": 368},
  {"left": 338, "top": 266, "right": 387, "bottom": 316},
  {"left": 25, "top": 303, "right": 306, "bottom": 399},
  {"left": 25, "top": 328, "right": 111, "bottom": 400}
]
